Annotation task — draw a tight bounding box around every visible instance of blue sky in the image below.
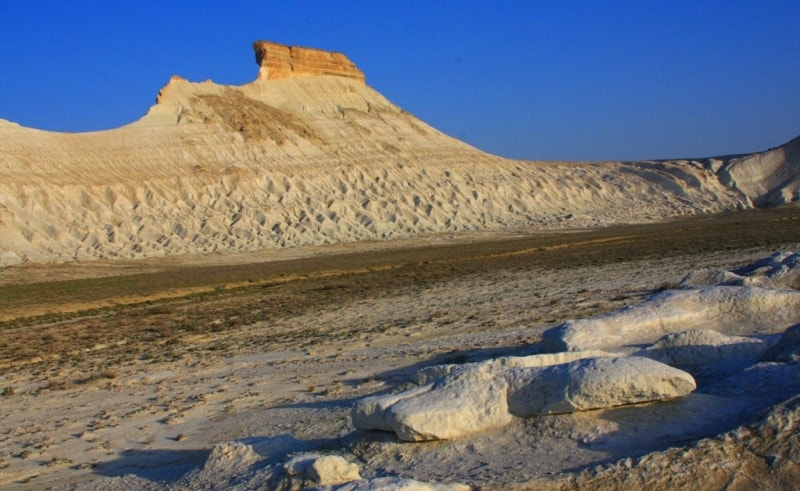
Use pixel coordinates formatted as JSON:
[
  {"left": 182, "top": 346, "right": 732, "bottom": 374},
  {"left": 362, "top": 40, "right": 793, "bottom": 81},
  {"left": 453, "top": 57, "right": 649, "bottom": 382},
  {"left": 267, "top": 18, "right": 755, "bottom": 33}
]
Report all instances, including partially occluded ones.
[{"left": 1, "top": 1, "right": 798, "bottom": 161}]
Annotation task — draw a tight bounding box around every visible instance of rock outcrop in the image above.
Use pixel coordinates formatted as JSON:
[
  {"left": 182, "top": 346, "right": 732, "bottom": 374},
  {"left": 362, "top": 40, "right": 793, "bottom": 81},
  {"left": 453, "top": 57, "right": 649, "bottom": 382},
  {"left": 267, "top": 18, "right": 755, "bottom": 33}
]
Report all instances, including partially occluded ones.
[
  {"left": 540, "top": 286, "right": 800, "bottom": 352},
  {"left": 681, "top": 251, "right": 800, "bottom": 290},
  {"left": 505, "top": 356, "right": 696, "bottom": 417},
  {"left": 0, "top": 41, "right": 796, "bottom": 266},
  {"left": 353, "top": 252, "right": 800, "bottom": 444},
  {"left": 253, "top": 40, "right": 365, "bottom": 82},
  {"left": 543, "top": 254, "right": 800, "bottom": 353},
  {"left": 354, "top": 365, "right": 513, "bottom": 442},
  {"left": 352, "top": 354, "right": 696, "bottom": 441},
  {"left": 718, "top": 134, "right": 800, "bottom": 206},
  {"left": 284, "top": 453, "right": 361, "bottom": 486}
]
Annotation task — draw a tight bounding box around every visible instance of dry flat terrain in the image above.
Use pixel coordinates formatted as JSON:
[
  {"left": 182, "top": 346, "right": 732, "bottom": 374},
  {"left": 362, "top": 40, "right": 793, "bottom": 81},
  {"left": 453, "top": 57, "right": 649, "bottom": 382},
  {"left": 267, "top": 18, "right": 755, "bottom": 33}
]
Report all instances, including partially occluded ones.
[{"left": 1, "top": 205, "right": 798, "bottom": 488}]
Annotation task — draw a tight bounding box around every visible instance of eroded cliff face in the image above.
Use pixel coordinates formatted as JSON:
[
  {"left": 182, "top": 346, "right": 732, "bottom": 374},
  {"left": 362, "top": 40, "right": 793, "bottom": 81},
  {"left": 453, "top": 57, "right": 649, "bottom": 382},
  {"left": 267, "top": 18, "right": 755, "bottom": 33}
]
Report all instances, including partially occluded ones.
[
  {"left": 252, "top": 40, "right": 365, "bottom": 82},
  {"left": 0, "top": 41, "right": 795, "bottom": 266},
  {"left": 718, "top": 134, "right": 800, "bottom": 206}
]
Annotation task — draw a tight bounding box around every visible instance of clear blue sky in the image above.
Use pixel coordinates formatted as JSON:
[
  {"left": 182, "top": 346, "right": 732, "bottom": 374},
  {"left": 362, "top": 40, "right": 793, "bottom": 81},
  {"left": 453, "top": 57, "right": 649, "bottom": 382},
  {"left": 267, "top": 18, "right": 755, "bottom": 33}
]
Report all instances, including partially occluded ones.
[{"left": 1, "top": 1, "right": 798, "bottom": 161}]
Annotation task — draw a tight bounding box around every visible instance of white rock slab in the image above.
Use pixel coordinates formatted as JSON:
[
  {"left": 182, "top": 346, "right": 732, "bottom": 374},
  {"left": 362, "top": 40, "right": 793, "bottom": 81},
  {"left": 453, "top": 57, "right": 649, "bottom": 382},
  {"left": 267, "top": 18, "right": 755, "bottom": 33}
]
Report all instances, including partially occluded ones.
[
  {"left": 505, "top": 356, "right": 696, "bottom": 416},
  {"left": 386, "top": 366, "right": 512, "bottom": 442},
  {"left": 541, "top": 286, "right": 800, "bottom": 352},
  {"left": 353, "top": 354, "right": 696, "bottom": 441},
  {"left": 307, "top": 455, "right": 361, "bottom": 486},
  {"left": 284, "top": 453, "right": 360, "bottom": 486},
  {"left": 354, "top": 365, "right": 512, "bottom": 442},
  {"left": 351, "top": 384, "right": 431, "bottom": 432}
]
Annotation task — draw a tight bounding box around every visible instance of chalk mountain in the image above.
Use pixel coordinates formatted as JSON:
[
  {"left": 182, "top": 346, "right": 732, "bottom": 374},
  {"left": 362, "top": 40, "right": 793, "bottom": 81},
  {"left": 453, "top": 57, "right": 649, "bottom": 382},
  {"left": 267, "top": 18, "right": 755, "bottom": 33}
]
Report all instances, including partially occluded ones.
[{"left": 0, "top": 41, "right": 797, "bottom": 266}]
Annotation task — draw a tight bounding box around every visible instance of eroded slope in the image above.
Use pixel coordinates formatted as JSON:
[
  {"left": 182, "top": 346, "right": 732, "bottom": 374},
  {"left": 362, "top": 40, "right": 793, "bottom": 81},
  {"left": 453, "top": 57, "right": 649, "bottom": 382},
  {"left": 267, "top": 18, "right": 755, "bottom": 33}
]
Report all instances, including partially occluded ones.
[{"left": 0, "top": 41, "right": 794, "bottom": 266}]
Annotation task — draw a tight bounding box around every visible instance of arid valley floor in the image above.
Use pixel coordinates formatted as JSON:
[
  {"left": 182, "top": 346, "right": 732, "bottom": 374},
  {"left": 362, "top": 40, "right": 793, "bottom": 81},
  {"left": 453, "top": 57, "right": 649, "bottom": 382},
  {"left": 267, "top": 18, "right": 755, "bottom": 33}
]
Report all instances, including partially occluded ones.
[{"left": 1, "top": 205, "right": 799, "bottom": 489}]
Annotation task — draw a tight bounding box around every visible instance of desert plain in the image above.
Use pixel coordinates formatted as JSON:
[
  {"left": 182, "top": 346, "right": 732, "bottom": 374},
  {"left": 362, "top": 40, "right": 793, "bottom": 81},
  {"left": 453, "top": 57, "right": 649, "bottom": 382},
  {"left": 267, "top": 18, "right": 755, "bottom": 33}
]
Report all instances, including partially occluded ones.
[{"left": 1, "top": 41, "right": 800, "bottom": 489}]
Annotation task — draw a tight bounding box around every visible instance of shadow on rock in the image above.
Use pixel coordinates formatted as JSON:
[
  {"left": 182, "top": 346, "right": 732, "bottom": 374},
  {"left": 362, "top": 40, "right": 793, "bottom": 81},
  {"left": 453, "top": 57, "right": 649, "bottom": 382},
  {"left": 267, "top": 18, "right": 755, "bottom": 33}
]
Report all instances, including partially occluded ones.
[{"left": 93, "top": 448, "right": 209, "bottom": 482}]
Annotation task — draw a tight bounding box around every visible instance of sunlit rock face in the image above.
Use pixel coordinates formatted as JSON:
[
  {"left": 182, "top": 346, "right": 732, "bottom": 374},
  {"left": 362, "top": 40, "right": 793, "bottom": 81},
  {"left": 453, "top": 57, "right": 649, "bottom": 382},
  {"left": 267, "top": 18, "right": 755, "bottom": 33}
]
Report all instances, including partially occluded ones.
[
  {"left": 717, "top": 134, "right": 800, "bottom": 206},
  {"left": 252, "top": 40, "right": 365, "bottom": 82}
]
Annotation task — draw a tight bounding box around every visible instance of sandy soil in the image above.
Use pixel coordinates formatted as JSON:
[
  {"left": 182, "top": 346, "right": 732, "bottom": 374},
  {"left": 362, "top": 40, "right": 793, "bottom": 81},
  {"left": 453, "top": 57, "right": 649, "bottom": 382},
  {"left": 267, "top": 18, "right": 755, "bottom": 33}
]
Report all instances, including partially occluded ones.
[{"left": 0, "top": 209, "right": 799, "bottom": 489}]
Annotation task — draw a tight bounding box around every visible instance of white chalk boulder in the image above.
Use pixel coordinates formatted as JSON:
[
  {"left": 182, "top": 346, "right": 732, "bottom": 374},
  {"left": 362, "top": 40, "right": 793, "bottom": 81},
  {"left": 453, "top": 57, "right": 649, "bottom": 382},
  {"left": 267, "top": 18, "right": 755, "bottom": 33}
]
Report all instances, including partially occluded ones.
[
  {"left": 353, "top": 365, "right": 512, "bottom": 442},
  {"left": 284, "top": 453, "right": 361, "bottom": 486},
  {"left": 541, "top": 286, "right": 800, "bottom": 352},
  {"left": 506, "top": 356, "right": 696, "bottom": 416},
  {"left": 640, "top": 329, "right": 769, "bottom": 378},
  {"left": 353, "top": 354, "right": 696, "bottom": 441},
  {"left": 351, "top": 385, "right": 432, "bottom": 432}
]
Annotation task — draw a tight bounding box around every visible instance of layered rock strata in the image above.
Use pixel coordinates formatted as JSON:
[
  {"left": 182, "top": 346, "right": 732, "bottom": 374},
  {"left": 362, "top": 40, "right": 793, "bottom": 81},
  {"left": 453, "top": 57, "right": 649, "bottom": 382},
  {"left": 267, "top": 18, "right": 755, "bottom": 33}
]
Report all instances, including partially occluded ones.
[
  {"left": 0, "top": 41, "right": 796, "bottom": 266},
  {"left": 253, "top": 40, "right": 365, "bottom": 82}
]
